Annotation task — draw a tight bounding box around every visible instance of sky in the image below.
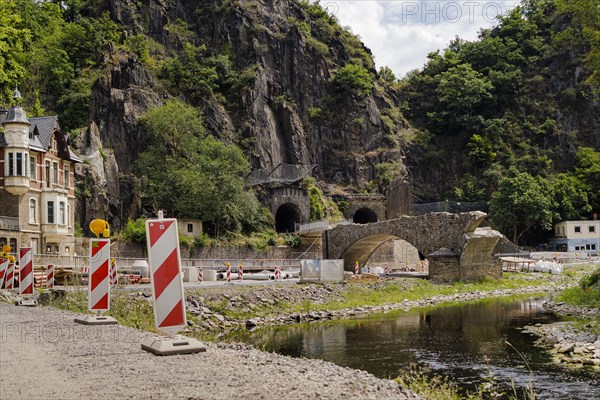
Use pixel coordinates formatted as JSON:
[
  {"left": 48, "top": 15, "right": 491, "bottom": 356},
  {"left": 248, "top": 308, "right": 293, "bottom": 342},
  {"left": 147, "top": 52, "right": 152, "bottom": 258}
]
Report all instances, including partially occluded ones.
[{"left": 319, "top": 0, "right": 521, "bottom": 78}]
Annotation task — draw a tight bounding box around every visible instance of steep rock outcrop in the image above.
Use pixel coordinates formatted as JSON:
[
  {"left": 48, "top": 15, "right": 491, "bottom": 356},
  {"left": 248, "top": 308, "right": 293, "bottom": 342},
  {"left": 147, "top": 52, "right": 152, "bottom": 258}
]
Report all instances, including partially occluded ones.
[{"left": 77, "top": 0, "right": 411, "bottom": 224}]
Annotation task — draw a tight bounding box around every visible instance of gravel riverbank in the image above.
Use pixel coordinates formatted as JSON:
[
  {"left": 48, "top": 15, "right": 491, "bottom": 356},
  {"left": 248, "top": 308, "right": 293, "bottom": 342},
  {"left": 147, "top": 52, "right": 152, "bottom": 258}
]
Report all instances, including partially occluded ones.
[
  {"left": 520, "top": 301, "right": 600, "bottom": 368},
  {"left": 0, "top": 302, "right": 419, "bottom": 400}
]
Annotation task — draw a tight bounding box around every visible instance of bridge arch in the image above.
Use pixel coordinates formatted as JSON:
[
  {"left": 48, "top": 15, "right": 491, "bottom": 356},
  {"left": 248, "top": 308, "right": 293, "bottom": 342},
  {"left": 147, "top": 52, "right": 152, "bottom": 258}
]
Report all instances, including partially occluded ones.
[
  {"left": 353, "top": 207, "right": 378, "bottom": 224},
  {"left": 275, "top": 203, "right": 301, "bottom": 233},
  {"left": 325, "top": 212, "right": 494, "bottom": 272}
]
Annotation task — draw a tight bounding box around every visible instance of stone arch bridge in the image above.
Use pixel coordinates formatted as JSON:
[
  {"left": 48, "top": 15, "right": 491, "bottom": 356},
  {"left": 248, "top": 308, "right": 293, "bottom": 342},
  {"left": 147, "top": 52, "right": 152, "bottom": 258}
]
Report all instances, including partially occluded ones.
[{"left": 322, "top": 211, "right": 504, "bottom": 281}]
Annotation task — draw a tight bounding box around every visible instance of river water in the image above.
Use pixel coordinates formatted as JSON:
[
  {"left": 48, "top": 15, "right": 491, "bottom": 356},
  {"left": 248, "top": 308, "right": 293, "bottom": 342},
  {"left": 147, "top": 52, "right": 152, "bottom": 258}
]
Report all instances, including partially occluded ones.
[{"left": 231, "top": 297, "right": 600, "bottom": 399}]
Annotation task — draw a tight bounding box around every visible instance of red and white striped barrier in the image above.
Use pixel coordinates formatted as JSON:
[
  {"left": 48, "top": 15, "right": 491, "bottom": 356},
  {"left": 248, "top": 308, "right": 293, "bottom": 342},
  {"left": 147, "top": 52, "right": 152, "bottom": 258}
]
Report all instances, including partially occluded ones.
[
  {"left": 88, "top": 239, "right": 111, "bottom": 312},
  {"left": 238, "top": 265, "right": 243, "bottom": 281},
  {"left": 198, "top": 268, "right": 203, "bottom": 283},
  {"left": 274, "top": 266, "right": 282, "bottom": 281},
  {"left": 110, "top": 259, "right": 117, "bottom": 286},
  {"left": 146, "top": 218, "right": 186, "bottom": 335},
  {"left": 226, "top": 263, "right": 231, "bottom": 284},
  {"left": 47, "top": 264, "right": 54, "bottom": 289},
  {"left": 0, "top": 259, "right": 8, "bottom": 288},
  {"left": 354, "top": 261, "right": 359, "bottom": 275},
  {"left": 5, "top": 262, "right": 15, "bottom": 289},
  {"left": 19, "top": 248, "right": 33, "bottom": 295}
]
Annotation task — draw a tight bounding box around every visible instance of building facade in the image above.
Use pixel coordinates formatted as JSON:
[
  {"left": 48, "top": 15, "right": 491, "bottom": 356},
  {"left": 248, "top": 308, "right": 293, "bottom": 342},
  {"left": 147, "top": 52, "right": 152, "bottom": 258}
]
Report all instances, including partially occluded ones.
[
  {"left": 0, "top": 91, "right": 81, "bottom": 257},
  {"left": 549, "top": 220, "right": 600, "bottom": 252}
]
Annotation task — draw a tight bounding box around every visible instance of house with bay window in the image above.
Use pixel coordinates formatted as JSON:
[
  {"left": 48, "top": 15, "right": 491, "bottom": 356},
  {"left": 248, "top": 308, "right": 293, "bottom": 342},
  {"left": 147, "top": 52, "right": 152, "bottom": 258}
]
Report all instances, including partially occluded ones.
[{"left": 0, "top": 89, "right": 81, "bottom": 257}]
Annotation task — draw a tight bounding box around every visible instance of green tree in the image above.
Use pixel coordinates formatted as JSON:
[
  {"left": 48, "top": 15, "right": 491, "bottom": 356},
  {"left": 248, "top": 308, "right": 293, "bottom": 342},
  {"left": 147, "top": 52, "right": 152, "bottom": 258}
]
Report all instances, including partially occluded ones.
[
  {"left": 136, "top": 99, "right": 267, "bottom": 236},
  {"left": 574, "top": 147, "right": 600, "bottom": 214},
  {"left": 550, "top": 173, "right": 592, "bottom": 222},
  {"left": 489, "top": 168, "right": 553, "bottom": 243},
  {"left": 0, "top": 0, "right": 30, "bottom": 100}
]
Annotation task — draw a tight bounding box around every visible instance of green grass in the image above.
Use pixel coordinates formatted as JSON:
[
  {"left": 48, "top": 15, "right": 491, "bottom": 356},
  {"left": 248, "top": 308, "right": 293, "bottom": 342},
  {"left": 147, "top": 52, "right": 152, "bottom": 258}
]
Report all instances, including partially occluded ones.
[
  {"left": 556, "top": 287, "right": 600, "bottom": 308},
  {"left": 48, "top": 289, "right": 160, "bottom": 332}
]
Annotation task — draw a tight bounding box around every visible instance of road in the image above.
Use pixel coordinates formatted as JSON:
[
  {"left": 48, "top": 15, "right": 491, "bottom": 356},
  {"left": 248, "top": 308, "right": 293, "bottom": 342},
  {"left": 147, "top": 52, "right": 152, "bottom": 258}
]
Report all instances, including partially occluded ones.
[{"left": 0, "top": 301, "right": 418, "bottom": 400}]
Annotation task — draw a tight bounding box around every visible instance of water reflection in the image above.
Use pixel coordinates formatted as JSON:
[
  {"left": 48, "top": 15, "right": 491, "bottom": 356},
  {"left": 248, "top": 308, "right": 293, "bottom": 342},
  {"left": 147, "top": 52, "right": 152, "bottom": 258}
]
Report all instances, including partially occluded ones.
[{"left": 233, "top": 297, "right": 600, "bottom": 399}]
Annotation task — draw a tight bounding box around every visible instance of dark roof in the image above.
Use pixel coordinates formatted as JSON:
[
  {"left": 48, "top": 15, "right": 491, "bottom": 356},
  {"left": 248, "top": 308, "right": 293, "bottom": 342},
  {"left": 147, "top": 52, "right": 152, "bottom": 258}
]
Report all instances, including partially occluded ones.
[
  {"left": 0, "top": 112, "right": 81, "bottom": 163},
  {"left": 29, "top": 116, "right": 60, "bottom": 150}
]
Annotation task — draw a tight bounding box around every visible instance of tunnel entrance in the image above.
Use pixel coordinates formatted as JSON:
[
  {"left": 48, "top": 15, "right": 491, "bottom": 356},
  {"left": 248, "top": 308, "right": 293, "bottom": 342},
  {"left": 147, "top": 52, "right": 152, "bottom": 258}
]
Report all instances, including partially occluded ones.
[
  {"left": 275, "top": 203, "right": 301, "bottom": 233},
  {"left": 353, "top": 207, "right": 378, "bottom": 224}
]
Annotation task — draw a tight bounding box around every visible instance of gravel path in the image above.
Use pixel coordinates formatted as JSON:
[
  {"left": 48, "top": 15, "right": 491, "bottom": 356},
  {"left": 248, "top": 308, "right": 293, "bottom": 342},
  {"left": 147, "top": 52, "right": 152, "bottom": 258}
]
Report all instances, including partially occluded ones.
[{"left": 0, "top": 302, "right": 418, "bottom": 400}]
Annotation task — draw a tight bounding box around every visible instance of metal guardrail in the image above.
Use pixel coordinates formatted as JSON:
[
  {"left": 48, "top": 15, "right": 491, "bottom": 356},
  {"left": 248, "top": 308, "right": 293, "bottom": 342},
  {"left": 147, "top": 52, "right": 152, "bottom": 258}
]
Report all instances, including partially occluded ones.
[
  {"left": 295, "top": 219, "right": 329, "bottom": 233},
  {"left": 3, "top": 253, "right": 308, "bottom": 271},
  {"left": 0, "top": 216, "right": 20, "bottom": 231}
]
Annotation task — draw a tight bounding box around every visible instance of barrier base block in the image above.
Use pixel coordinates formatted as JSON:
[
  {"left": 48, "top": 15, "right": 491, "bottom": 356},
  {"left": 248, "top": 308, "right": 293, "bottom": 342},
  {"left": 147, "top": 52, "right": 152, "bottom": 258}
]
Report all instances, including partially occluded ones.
[
  {"left": 15, "top": 299, "right": 38, "bottom": 307},
  {"left": 141, "top": 335, "right": 207, "bottom": 356},
  {"left": 74, "top": 315, "right": 118, "bottom": 325}
]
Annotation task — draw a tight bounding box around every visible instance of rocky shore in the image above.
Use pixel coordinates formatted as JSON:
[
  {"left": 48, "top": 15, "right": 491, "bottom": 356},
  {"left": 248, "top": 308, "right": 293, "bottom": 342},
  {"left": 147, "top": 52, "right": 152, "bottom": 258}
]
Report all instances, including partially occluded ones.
[{"left": 520, "top": 301, "right": 600, "bottom": 368}]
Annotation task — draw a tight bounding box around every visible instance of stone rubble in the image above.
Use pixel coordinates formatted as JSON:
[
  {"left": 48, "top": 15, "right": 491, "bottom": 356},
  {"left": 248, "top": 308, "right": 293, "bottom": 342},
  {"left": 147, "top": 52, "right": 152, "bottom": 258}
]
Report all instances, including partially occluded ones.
[{"left": 519, "top": 298, "right": 600, "bottom": 368}]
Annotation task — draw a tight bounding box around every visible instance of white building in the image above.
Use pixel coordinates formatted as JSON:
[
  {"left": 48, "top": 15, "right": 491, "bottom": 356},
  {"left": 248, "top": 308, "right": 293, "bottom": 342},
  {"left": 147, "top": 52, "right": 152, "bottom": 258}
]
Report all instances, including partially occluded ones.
[{"left": 549, "top": 220, "right": 600, "bottom": 252}]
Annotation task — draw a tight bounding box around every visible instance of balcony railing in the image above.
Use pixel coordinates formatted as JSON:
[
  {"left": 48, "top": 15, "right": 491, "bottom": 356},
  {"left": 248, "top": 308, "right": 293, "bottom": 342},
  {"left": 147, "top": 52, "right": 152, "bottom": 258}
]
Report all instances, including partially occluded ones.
[{"left": 0, "top": 216, "right": 20, "bottom": 231}]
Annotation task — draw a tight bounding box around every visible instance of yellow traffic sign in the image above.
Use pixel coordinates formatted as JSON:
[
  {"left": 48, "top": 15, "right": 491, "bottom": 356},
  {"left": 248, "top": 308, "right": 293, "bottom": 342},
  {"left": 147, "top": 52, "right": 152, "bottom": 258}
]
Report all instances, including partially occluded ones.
[{"left": 2, "top": 245, "right": 10, "bottom": 253}]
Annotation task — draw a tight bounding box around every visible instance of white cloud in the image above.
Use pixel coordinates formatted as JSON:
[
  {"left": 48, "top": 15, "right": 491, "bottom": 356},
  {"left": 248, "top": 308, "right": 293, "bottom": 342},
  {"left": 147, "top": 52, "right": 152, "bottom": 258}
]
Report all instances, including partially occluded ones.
[{"left": 324, "top": 1, "right": 520, "bottom": 77}]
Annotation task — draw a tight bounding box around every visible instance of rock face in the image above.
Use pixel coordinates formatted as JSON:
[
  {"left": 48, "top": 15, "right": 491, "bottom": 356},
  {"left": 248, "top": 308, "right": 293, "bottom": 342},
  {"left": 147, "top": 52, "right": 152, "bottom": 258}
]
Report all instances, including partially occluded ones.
[{"left": 75, "top": 0, "right": 411, "bottom": 226}]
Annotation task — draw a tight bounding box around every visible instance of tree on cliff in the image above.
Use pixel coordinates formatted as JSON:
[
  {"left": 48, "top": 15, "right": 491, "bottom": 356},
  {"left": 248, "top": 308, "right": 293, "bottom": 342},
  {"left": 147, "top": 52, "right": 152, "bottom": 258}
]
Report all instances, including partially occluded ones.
[
  {"left": 489, "top": 167, "right": 553, "bottom": 244},
  {"left": 136, "top": 99, "right": 268, "bottom": 236}
]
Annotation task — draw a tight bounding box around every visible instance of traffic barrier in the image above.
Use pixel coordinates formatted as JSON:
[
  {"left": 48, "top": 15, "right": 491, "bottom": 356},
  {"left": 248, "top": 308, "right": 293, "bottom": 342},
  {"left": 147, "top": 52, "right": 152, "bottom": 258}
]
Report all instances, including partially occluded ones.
[
  {"left": 198, "top": 268, "right": 203, "bottom": 283},
  {"left": 5, "top": 262, "right": 15, "bottom": 289},
  {"left": 274, "top": 266, "right": 282, "bottom": 281},
  {"left": 19, "top": 248, "right": 33, "bottom": 295},
  {"left": 226, "top": 263, "right": 231, "bottom": 284},
  {"left": 146, "top": 218, "right": 186, "bottom": 334},
  {"left": 0, "top": 259, "right": 7, "bottom": 288},
  {"left": 354, "top": 261, "right": 359, "bottom": 275},
  {"left": 142, "top": 216, "right": 206, "bottom": 355},
  {"left": 239, "top": 265, "right": 243, "bottom": 281},
  {"left": 89, "top": 239, "right": 111, "bottom": 311},
  {"left": 47, "top": 264, "right": 54, "bottom": 289},
  {"left": 110, "top": 259, "right": 118, "bottom": 286}
]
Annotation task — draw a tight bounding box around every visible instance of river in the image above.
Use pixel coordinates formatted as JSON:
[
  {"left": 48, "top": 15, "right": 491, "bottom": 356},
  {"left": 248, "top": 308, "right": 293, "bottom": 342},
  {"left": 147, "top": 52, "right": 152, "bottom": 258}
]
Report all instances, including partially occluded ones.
[{"left": 230, "top": 296, "right": 600, "bottom": 399}]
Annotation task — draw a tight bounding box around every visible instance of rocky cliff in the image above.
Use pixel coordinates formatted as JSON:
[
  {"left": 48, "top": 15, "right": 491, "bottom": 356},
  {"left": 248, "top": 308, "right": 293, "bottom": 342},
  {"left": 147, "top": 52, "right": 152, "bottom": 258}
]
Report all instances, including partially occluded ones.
[{"left": 76, "top": 0, "right": 410, "bottom": 228}]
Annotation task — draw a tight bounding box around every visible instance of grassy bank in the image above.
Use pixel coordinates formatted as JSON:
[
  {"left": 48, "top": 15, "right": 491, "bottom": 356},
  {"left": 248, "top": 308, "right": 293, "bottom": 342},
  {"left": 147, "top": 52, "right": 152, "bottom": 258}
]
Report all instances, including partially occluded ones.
[
  {"left": 556, "top": 266, "right": 600, "bottom": 309},
  {"left": 41, "top": 264, "right": 596, "bottom": 333}
]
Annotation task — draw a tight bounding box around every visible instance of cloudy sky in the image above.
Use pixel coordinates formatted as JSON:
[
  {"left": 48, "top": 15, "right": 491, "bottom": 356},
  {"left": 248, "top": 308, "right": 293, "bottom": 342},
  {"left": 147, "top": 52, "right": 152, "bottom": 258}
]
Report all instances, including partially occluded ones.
[{"left": 320, "top": 1, "right": 521, "bottom": 78}]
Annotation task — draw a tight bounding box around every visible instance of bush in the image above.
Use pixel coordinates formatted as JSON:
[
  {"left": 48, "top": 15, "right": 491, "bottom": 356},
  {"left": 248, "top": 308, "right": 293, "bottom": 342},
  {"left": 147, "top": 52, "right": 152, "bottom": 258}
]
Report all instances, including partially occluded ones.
[
  {"left": 580, "top": 267, "right": 600, "bottom": 290},
  {"left": 330, "top": 64, "right": 374, "bottom": 96},
  {"left": 283, "top": 233, "right": 301, "bottom": 247},
  {"left": 123, "top": 218, "right": 147, "bottom": 244}
]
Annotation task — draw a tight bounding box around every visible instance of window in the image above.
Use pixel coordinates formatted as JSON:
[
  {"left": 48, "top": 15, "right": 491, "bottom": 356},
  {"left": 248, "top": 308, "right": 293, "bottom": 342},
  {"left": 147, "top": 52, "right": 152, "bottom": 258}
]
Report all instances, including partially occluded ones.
[
  {"left": 187, "top": 223, "right": 193, "bottom": 233},
  {"left": 45, "top": 161, "right": 50, "bottom": 187},
  {"left": 67, "top": 204, "right": 72, "bottom": 227},
  {"left": 574, "top": 226, "right": 581, "bottom": 233},
  {"left": 59, "top": 202, "right": 65, "bottom": 225},
  {"left": 16, "top": 153, "right": 23, "bottom": 176},
  {"left": 29, "top": 156, "right": 36, "bottom": 179},
  {"left": 47, "top": 201, "right": 54, "bottom": 224},
  {"left": 64, "top": 165, "right": 70, "bottom": 187},
  {"left": 31, "top": 238, "right": 38, "bottom": 255},
  {"left": 53, "top": 162, "right": 58, "bottom": 183},
  {"left": 589, "top": 226, "right": 596, "bottom": 233},
  {"left": 8, "top": 153, "right": 14, "bottom": 176},
  {"left": 29, "top": 199, "right": 37, "bottom": 224}
]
